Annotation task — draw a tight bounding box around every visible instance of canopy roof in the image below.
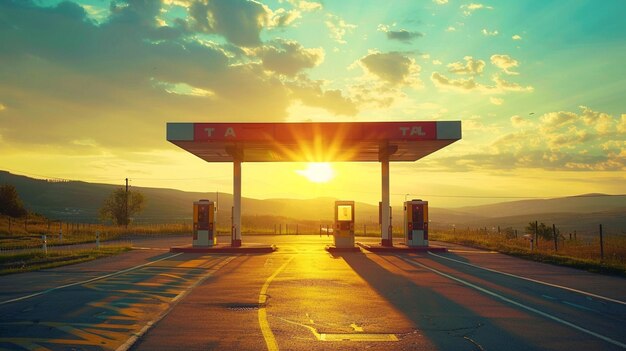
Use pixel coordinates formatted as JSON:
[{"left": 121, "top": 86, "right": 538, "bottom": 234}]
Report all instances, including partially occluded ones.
[{"left": 167, "top": 121, "right": 461, "bottom": 162}]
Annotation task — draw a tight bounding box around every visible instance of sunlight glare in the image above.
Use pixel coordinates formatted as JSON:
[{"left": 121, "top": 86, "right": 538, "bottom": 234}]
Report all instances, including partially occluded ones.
[{"left": 296, "top": 163, "right": 335, "bottom": 183}]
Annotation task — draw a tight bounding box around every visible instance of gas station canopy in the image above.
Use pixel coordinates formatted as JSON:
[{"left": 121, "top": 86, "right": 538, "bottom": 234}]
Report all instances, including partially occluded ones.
[{"left": 167, "top": 121, "right": 461, "bottom": 162}]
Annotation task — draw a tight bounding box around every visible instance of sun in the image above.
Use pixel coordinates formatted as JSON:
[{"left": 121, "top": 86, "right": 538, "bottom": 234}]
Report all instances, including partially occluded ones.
[{"left": 296, "top": 163, "right": 335, "bottom": 183}]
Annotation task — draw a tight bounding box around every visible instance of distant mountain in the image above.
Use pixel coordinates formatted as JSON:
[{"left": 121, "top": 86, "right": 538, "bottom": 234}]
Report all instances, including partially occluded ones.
[
  {"left": 0, "top": 171, "right": 379, "bottom": 224},
  {"left": 2, "top": 170, "right": 624, "bottom": 236},
  {"left": 454, "top": 194, "right": 626, "bottom": 218},
  {"left": 430, "top": 194, "right": 626, "bottom": 236}
]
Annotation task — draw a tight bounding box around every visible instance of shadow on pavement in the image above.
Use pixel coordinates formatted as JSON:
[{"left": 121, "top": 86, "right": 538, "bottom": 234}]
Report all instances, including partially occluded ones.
[{"left": 339, "top": 251, "right": 539, "bottom": 351}]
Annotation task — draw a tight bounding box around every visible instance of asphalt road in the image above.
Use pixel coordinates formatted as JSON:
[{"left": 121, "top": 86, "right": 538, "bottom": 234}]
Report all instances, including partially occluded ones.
[{"left": 0, "top": 234, "right": 625, "bottom": 350}]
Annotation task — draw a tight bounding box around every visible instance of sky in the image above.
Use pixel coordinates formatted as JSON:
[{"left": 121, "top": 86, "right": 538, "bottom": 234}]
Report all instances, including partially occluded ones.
[{"left": 0, "top": 0, "right": 625, "bottom": 208}]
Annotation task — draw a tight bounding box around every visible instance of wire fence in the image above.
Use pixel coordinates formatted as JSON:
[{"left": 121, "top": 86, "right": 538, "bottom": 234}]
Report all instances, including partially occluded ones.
[{"left": 431, "top": 223, "right": 625, "bottom": 267}]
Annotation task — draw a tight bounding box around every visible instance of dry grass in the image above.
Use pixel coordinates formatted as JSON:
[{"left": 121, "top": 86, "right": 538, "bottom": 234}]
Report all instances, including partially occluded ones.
[
  {"left": 0, "top": 215, "right": 193, "bottom": 249},
  {"left": 0, "top": 246, "right": 131, "bottom": 275},
  {"left": 431, "top": 229, "right": 626, "bottom": 275}
]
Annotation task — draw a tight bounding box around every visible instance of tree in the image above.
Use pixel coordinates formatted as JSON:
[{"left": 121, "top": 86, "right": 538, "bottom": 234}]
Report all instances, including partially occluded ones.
[
  {"left": 99, "top": 188, "right": 145, "bottom": 226},
  {"left": 525, "top": 221, "right": 559, "bottom": 240},
  {"left": 0, "top": 184, "right": 27, "bottom": 217}
]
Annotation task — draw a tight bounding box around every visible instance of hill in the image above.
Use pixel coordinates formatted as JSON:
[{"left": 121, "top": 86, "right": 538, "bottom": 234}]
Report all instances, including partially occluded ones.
[
  {"left": 0, "top": 171, "right": 379, "bottom": 225},
  {"left": 1, "top": 170, "right": 624, "bottom": 236},
  {"left": 454, "top": 194, "right": 626, "bottom": 218}
]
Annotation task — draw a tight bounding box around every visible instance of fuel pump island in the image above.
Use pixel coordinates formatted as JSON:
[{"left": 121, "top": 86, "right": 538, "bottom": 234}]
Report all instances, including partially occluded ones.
[{"left": 167, "top": 121, "right": 460, "bottom": 253}]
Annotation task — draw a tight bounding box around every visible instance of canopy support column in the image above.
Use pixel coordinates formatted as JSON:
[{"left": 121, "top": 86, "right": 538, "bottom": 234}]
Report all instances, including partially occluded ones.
[
  {"left": 380, "top": 142, "right": 396, "bottom": 247},
  {"left": 381, "top": 157, "right": 391, "bottom": 246},
  {"left": 232, "top": 158, "right": 242, "bottom": 247}
]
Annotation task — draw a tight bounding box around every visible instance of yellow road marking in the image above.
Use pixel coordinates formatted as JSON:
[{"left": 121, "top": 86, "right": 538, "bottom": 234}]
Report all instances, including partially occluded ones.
[
  {"left": 320, "top": 333, "right": 398, "bottom": 341},
  {"left": 277, "top": 317, "right": 398, "bottom": 342},
  {"left": 258, "top": 256, "right": 294, "bottom": 351},
  {"left": 350, "top": 323, "right": 364, "bottom": 332},
  {"left": 176, "top": 259, "right": 207, "bottom": 268}
]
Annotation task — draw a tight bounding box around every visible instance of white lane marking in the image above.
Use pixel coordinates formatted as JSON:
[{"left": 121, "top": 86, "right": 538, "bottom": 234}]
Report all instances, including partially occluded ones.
[
  {"left": 562, "top": 300, "right": 598, "bottom": 313},
  {"left": 400, "top": 257, "right": 626, "bottom": 349},
  {"left": 542, "top": 295, "right": 557, "bottom": 300},
  {"left": 428, "top": 252, "right": 626, "bottom": 306},
  {"left": 0, "top": 253, "right": 183, "bottom": 306},
  {"left": 116, "top": 255, "right": 236, "bottom": 351}
]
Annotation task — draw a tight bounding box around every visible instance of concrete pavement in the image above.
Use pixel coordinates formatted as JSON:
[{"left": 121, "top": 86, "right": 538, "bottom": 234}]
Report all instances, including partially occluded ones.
[{"left": 0, "top": 234, "right": 624, "bottom": 350}]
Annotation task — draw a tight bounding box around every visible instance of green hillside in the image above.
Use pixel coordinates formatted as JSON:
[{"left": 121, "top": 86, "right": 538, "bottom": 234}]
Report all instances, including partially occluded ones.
[{"left": 2, "top": 170, "right": 624, "bottom": 236}]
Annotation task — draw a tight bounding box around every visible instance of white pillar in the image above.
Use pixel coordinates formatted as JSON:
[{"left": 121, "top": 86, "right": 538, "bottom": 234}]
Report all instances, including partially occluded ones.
[
  {"left": 381, "top": 157, "right": 391, "bottom": 246},
  {"left": 233, "top": 159, "right": 242, "bottom": 246}
]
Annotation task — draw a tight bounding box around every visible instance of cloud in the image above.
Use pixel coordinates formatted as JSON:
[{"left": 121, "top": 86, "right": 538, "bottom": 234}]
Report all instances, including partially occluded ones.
[
  {"left": 287, "top": 77, "right": 358, "bottom": 116},
  {"left": 286, "top": 0, "right": 322, "bottom": 11},
  {"left": 445, "top": 26, "right": 456, "bottom": 32},
  {"left": 186, "top": 0, "right": 300, "bottom": 47},
  {"left": 481, "top": 29, "right": 498, "bottom": 36},
  {"left": 510, "top": 115, "right": 529, "bottom": 127},
  {"left": 153, "top": 80, "right": 216, "bottom": 97},
  {"left": 325, "top": 14, "right": 356, "bottom": 44},
  {"left": 579, "top": 105, "right": 616, "bottom": 135},
  {"left": 490, "top": 54, "right": 520, "bottom": 75},
  {"left": 492, "top": 107, "right": 624, "bottom": 170},
  {"left": 0, "top": 1, "right": 356, "bottom": 152},
  {"left": 378, "top": 25, "right": 423, "bottom": 43},
  {"left": 431, "top": 72, "right": 478, "bottom": 90},
  {"left": 431, "top": 71, "right": 533, "bottom": 93},
  {"left": 490, "top": 97, "right": 503, "bottom": 105},
  {"left": 358, "top": 51, "right": 421, "bottom": 86},
  {"left": 492, "top": 75, "right": 533, "bottom": 92},
  {"left": 540, "top": 111, "right": 578, "bottom": 130},
  {"left": 256, "top": 39, "right": 324, "bottom": 76},
  {"left": 433, "top": 107, "right": 625, "bottom": 172},
  {"left": 618, "top": 114, "right": 626, "bottom": 133},
  {"left": 460, "top": 3, "right": 493, "bottom": 16},
  {"left": 270, "top": 7, "right": 301, "bottom": 27},
  {"left": 433, "top": 0, "right": 448, "bottom": 4},
  {"left": 447, "top": 56, "right": 485, "bottom": 75},
  {"left": 512, "top": 34, "right": 522, "bottom": 40}
]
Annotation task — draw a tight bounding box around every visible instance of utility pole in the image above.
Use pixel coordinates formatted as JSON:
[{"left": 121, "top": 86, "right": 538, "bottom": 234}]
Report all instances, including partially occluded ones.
[{"left": 125, "top": 178, "right": 129, "bottom": 229}]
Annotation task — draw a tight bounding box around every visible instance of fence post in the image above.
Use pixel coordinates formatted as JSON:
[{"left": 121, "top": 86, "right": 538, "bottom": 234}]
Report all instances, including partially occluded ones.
[
  {"left": 533, "top": 220, "right": 538, "bottom": 251},
  {"left": 599, "top": 224, "right": 604, "bottom": 261},
  {"left": 8, "top": 217, "right": 11, "bottom": 233},
  {"left": 553, "top": 224, "right": 557, "bottom": 251},
  {"left": 364, "top": 224, "right": 367, "bottom": 236},
  {"left": 24, "top": 214, "right": 28, "bottom": 232},
  {"left": 59, "top": 226, "right": 63, "bottom": 242},
  {"left": 96, "top": 231, "right": 100, "bottom": 249},
  {"left": 42, "top": 234, "right": 47, "bottom": 255}
]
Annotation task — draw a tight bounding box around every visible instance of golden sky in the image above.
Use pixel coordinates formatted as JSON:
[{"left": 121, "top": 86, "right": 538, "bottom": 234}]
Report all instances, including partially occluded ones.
[{"left": 0, "top": 0, "right": 624, "bottom": 208}]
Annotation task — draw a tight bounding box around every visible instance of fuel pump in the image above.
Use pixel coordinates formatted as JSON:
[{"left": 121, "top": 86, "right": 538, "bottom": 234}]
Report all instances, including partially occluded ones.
[
  {"left": 334, "top": 201, "right": 355, "bottom": 248},
  {"left": 404, "top": 200, "right": 428, "bottom": 247},
  {"left": 193, "top": 199, "right": 216, "bottom": 247}
]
